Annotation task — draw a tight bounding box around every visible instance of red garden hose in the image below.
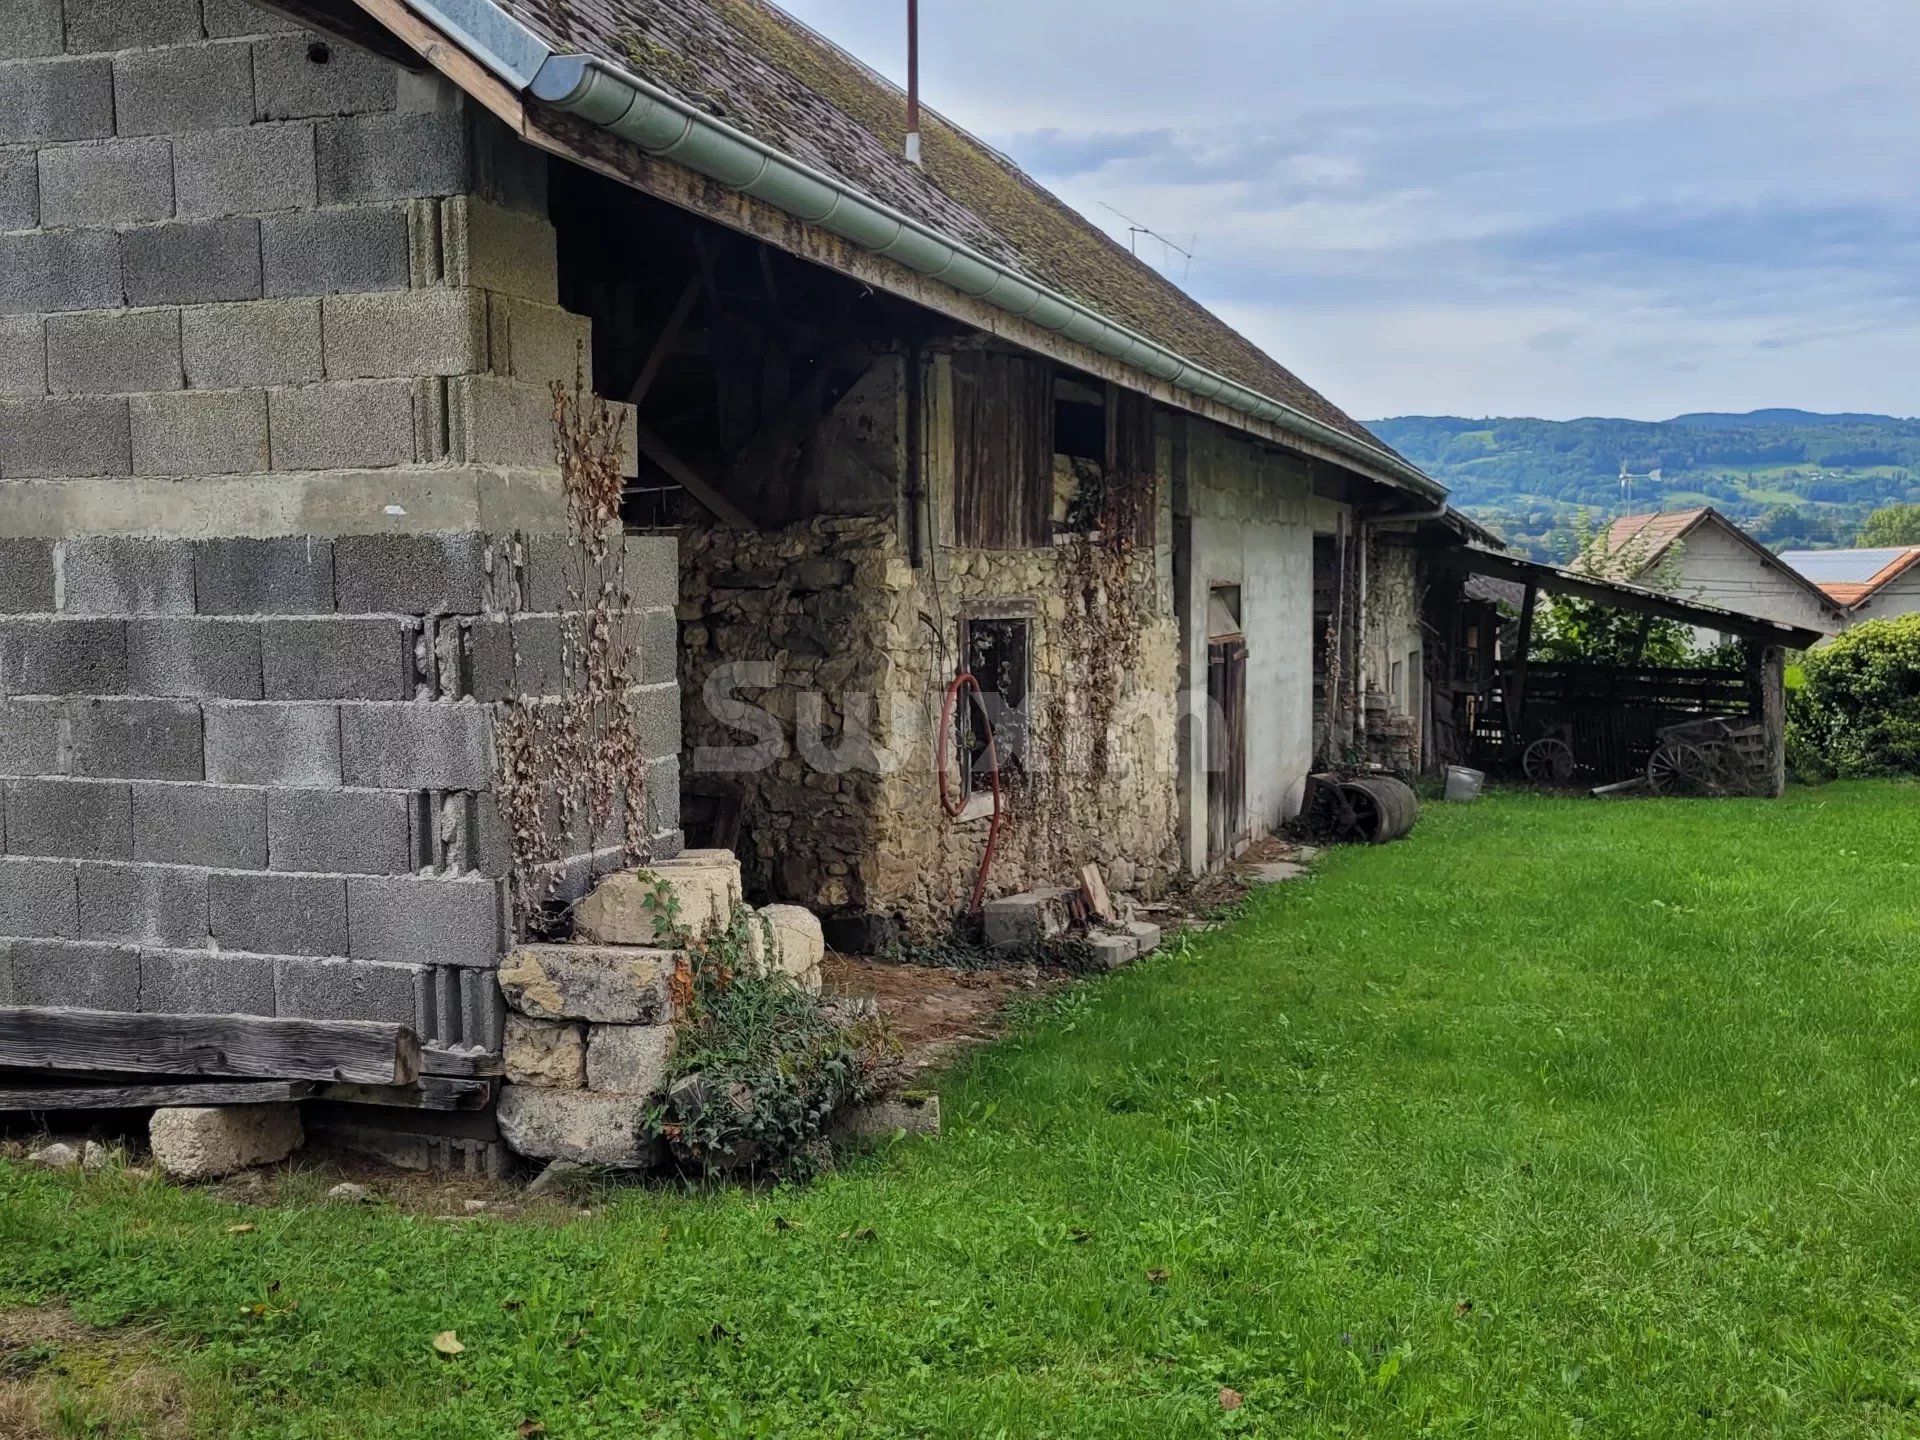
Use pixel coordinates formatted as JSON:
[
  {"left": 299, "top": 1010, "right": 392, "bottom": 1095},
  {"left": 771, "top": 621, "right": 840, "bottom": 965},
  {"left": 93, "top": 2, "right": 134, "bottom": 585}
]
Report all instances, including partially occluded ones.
[{"left": 937, "top": 671, "right": 1004, "bottom": 915}]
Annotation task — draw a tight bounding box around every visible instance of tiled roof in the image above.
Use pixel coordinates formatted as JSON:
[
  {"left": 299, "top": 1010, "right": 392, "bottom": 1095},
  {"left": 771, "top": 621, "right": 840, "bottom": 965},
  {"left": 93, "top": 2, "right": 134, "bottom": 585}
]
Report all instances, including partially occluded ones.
[
  {"left": 1597, "top": 509, "right": 1708, "bottom": 566},
  {"left": 493, "top": 0, "right": 1398, "bottom": 462}
]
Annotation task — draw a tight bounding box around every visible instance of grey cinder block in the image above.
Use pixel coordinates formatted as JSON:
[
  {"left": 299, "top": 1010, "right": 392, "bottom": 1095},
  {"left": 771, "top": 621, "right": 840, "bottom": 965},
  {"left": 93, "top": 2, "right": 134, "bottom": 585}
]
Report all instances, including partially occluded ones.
[
  {"left": 61, "top": 536, "right": 195, "bottom": 615},
  {"left": 3, "top": 778, "right": 132, "bottom": 859},
  {"left": 346, "top": 873, "right": 505, "bottom": 967},
  {"left": 131, "top": 780, "right": 267, "bottom": 867},
  {"left": 194, "top": 536, "right": 333, "bottom": 615},
  {"left": 202, "top": 701, "right": 341, "bottom": 786},
  {"left": 639, "top": 609, "right": 676, "bottom": 685},
  {"left": 276, "top": 956, "right": 421, "bottom": 1025},
  {"left": 0, "top": 618, "right": 127, "bottom": 693},
  {"left": 333, "top": 532, "right": 484, "bottom": 615},
  {"left": 0, "top": 698, "right": 62, "bottom": 774},
  {"left": 182, "top": 300, "right": 323, "bottom": 389},
  {"left": 447, "top": 374, "right": 557, "bottom": 468},
  {"left": 266, "top": 379, "right": 415, "bottom": 470},
  {"left": 209, "top": 869, "right": 346, "bottom": 955},
  {"left": 465, "top": 614, "right": 566, "bottom": 701},
  {"left": 339, "top": 701, "right": 491, "bottom": 789},
  {"left": 0, "top": 56, "right": 114, "bottom": 145},
  {"left": 645, "top": 755, "right": 679, "bottom": 839},
  {"left": 0, "top": 147, "right": 38, "bottom": 229},
  {"left": 46, "top": 308, "right": 183, "bottom": 396},
  {"left": 121, "top": 216, "right": 262, "bottom": 306},
  {"left": 139, "top": 948, "right": 275, "bottom": 1015},
  {"left": 0, "top": 316, "right": 43, "bottom": 398},
  {"left": 320, "top": 288, "right": 488, "bottom": 381},
  {"left": 131, "top": 388, "right": 270, "bottom": 475},
  {"left": 316, "top": 111, "right": 468, "bottom": 205},
  {"left": 487, "top": 294, "right": 588, "bottom": 390},
  {"left": 79, "top": 861, "right": 208, "bottom": 947},
  {"left": 127, "top": 617, "right": 263, "bottom": 699},
  {"left": 67, "top": 697, "right": 203, "bottom": 780},
  {"left": 0, "top": 538, "right": 55, "bottom": 613},
  {"left": 38, "top": 136, "right": 175, "bottom": 227},
  {"left": 266, "top": 787, "right": 410, "bottom": 875},
  {"left": 10, "top": 938, "right": 139, "bottom": 1009},
  {"left": 261, "top": 204, "right": 408, "bottom": 297},
  {"left": 113, "top": 41, "right": 255, "bottom": 138},
  {"left": 0, "top": 395, "right": 130, "bottom": 476},
  {"left": 261, "top": 616, "right": 413, "bottom": 700},
  {"left": 0, "top": 0, "right": 62, "bottom": 61},
  {"left": 624, "top": 535, "right": 679, "bottom": 612},
  {"left": 0, "top": 230, "right": 123, "bottom": 317},
  {"left": 252, "top": 32, "right": 397, "bottom": 120},
  {"left": 0, "top": 856, "right": 79, "bottom": 937},
  {"left": 634, "top": 681, "right": 680, "bottom": 761},
  {"left": 174, "top": 122, "right": 317, "bottom": 217},
  {"left": 203, "top": 0, "right": 302, "bottom": 38},
  {"left": 63, "top": 0, "right": 203, "bottom": 53}
]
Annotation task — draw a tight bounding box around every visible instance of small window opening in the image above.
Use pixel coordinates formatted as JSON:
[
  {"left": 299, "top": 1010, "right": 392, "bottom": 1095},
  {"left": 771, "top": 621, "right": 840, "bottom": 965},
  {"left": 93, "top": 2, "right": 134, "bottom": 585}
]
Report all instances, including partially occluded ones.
[
  {"left": 958, "top": 615, "right": 1031, "bottom": 794},
  {"left": 1207, "top": 584, "right": 1242, "bottom": 639},
  {"left": 1054, "top": 374, "right": 1107, "bottom": 534}
]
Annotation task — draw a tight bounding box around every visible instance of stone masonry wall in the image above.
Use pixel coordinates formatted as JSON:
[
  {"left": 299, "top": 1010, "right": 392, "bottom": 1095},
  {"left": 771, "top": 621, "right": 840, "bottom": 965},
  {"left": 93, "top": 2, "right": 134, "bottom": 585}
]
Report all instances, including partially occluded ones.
[
  {"left": 0, "top": 0, "right": 682, "bottom": 1045},
  {"left": 681, "top": 516, "right": 1179, "bottom": 936}
]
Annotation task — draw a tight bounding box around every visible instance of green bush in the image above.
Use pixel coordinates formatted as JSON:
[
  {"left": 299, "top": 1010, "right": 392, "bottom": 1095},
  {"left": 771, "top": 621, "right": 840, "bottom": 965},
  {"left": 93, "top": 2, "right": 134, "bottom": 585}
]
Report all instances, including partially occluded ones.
[{"left": 1788, "top": 614, "right": 1920, "bottom": 777}]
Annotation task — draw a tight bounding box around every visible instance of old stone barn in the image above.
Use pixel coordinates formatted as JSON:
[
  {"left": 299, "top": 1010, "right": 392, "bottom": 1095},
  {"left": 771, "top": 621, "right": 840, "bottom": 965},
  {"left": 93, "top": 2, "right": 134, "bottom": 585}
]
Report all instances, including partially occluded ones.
[{"left": 0, "top": 0, "right": 1473, "bottom": 1163}]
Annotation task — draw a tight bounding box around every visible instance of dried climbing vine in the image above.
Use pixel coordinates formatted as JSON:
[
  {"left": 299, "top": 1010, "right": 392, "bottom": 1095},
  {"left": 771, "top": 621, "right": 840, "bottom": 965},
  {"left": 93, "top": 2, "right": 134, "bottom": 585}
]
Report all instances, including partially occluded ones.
[{"left": 493, "top": 368, "right": 651, "bottom": 930}]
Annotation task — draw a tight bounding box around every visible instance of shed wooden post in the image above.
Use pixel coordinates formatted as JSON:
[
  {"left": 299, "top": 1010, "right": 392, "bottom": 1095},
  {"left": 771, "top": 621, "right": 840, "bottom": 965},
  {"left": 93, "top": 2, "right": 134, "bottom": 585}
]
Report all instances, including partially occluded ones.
[
  {"left": 1758, "top": 643, "right": 1787, "bottom": 798},
  {"left": 1505, "top": 581, "right": 1539, "bottom": 735}
]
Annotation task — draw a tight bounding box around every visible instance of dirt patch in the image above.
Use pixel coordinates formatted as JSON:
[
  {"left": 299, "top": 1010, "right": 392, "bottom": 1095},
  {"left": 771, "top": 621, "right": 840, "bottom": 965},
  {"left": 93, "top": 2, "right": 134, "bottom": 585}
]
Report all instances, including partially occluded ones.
[
  {"left": 0, "top": 1306, "right": 191, "bottom": 1440},
  {"left": 823, "top": 955, "right": 1060, "bottom": 1082}
]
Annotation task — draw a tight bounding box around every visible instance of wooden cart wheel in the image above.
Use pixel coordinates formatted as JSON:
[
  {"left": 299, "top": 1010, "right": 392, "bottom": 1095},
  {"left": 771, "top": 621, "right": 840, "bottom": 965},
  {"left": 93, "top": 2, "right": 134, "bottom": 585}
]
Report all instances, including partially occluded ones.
[
  {"left": 1646, "top": 740, "right": 1714, "bottom": 796},
  {"left": 1522, "top": 736, "right": 1577, "bottom": 786}
]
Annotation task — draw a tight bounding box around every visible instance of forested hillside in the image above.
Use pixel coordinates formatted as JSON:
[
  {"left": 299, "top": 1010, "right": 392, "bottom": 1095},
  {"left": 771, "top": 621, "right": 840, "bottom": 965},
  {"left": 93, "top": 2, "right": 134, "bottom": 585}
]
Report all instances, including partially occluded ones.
[{"left": 1370, "top": 410, "right": 1920, "bottom": 560}]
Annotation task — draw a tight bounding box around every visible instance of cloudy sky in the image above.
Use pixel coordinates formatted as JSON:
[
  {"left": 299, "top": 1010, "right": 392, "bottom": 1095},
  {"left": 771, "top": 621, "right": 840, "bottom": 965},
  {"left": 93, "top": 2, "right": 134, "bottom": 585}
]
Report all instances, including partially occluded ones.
[{"left": 775, "top": 0, "right": 1919, "bottom": 422}]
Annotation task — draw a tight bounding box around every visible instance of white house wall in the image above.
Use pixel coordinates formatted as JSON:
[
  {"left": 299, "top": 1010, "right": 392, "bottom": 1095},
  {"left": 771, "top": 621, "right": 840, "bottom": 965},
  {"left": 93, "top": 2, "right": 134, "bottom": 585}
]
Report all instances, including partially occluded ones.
[
  {"left": 1852, "top": 569, "right": 1920, "bottom": 624},
  {"left": 1668, "top": 525, "right": 1844, "bottom": 637}
]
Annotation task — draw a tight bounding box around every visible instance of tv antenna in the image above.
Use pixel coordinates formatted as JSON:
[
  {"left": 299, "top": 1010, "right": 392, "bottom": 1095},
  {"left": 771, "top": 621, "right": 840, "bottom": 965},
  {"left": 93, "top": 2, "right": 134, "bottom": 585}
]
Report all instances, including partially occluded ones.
[
  {"left": 905, "top": 0, "right": 921, "bottom": 166},
  {"left": 1618, "top": 460, "right": 1663, "bottom": 508},
  {"left": 1098, "top": 202, "right": 1196, "bottom": 281}
]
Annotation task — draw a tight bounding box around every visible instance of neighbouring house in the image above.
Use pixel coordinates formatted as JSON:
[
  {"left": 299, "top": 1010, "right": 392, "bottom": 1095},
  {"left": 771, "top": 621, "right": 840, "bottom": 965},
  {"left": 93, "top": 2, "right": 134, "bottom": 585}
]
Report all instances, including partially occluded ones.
[
  {"left": 1594, "top": 509, "right": 1848, "bottom": 639},
  {"left": 0, "top": 0, "right": 1532, "bottom": 1161},
  {"left": 1779, "top": 546, "right": 1920, "bottom": 625}
]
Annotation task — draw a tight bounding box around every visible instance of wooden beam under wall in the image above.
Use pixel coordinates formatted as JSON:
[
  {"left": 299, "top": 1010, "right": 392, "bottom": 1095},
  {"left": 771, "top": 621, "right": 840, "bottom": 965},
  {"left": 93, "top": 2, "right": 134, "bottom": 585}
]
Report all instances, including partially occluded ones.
[
  {"left": 0, "top": 1080, "right": 316, "bottom": 1112},
  {"left": 627, "top": 275, "right": 702, "bottom": 409},
  {"left": 0, "top": 1009, "right": 421, "bottom": 1086},
  {"left": 633, "top": 424, "right": 757, "bottom": 529}
]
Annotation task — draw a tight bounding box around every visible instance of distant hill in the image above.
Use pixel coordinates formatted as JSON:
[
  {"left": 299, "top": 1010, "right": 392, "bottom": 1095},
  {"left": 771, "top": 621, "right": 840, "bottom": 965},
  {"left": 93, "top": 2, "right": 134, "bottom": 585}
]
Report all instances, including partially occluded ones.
[{"left": 1370, "top": 410, "right": 1920, "bottom": 561}]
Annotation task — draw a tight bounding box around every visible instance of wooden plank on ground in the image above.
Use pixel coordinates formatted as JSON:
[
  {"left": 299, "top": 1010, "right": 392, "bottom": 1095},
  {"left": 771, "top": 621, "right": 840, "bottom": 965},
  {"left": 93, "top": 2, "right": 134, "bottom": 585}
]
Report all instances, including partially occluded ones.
[
  {"left": 1079, "top": 863, "right": 1115, "bottom": 923},
  {"left": 0, "top": 1009, "right": 421, "bottom": 1086},
  {"left": 0, "top": 1080, "right": 315, "bottom": 1112},
  {"left": 315, "top": 1078, "right": 493, "bottom": 1111}
]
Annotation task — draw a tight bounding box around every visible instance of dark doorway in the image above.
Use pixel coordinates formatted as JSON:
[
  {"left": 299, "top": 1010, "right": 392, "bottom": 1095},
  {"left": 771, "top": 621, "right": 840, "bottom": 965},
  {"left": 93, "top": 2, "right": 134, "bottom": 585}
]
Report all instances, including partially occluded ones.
[{"left": 1206, "top": 585, "right": 1248, "bottom": 864}]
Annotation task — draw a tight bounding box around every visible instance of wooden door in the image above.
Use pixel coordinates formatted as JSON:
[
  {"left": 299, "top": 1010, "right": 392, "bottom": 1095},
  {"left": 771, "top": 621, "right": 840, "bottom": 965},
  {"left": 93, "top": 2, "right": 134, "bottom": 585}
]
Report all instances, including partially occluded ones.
[{"left": 1207, "top": 637, "right": 1248, "bottom": 864}]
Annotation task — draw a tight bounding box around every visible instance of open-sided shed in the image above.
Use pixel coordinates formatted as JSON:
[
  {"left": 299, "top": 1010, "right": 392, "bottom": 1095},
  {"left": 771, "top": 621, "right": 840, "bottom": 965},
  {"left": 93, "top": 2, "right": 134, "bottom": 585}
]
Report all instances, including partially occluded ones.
[{"left": 1429, "top": 546, "right": 1824, "bottom": 798}]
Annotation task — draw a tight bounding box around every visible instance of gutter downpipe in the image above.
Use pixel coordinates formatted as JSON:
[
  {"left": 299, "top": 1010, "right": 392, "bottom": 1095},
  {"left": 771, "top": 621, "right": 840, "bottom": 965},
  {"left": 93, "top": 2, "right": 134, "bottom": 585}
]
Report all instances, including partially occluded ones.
[{"left": 407, "top": 0, "right": 1446, "bottom": 505}]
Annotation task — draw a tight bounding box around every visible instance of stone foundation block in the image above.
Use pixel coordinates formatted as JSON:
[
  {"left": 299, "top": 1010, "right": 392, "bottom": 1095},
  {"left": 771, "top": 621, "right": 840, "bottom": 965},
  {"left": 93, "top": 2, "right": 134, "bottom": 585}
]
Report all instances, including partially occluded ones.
[
  {"left": 504, "top": 1014, "right": 585, "bottom": 1088},
  {"left": 497, "top": 1085, "right": 653, "bottom": 1166},
  {"left": 576, "top": 854, "right": 742, "bottom": 946},
  {"left": 584, "top": 1023, "right": 672, "bottom": 1095},
  {"left": 496, "top": 943, "right": 677, "bottom": 1024},
  {"left": 1125, "top": 920, "right": 1162, "bottom": 954},
  {"left": 149, "top": 1103, "right": 303, "bottom": 1180},
  {"left": 833, "top": 1093, "right": 941, "bottom": 1142},
  {"left": 982, "top": 887, "right": 1074, "bottom": 950},
  {"left": 1087, "top": 932, "right": 1138, "bottom": 970},
  {"left": 759, "top": 903, "right": 824, "bottom": 993}
]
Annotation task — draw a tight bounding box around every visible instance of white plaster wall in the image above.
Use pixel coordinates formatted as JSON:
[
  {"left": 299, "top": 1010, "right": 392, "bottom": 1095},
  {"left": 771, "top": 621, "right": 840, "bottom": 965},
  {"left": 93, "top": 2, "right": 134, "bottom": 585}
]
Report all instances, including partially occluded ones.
[
  {"left": 1175, "top": 420, "right": 1327, "bottom": 869},
  {"left": 1665, "top": 526, "right": 1844, "bottom": 636},
  {"left": 1851, "top": 569, "right": 1920, "bottom": 624}
]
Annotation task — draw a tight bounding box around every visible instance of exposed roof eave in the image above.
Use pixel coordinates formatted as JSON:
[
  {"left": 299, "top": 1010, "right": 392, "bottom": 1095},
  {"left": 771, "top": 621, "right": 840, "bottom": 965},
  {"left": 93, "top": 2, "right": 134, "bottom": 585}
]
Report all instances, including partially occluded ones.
[{"left": 399, "top": 0, "right": 1447, "bottom": 504}]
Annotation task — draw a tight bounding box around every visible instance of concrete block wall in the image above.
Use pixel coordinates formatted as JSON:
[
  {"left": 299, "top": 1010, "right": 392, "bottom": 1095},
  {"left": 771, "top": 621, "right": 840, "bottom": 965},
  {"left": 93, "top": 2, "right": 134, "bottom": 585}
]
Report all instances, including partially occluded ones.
[
  {"left": 0, "top": 0, "right": 682, "bottom": 1049},
  {"left": 0, "top": 530, "right": 683, "bottom": 1043}
]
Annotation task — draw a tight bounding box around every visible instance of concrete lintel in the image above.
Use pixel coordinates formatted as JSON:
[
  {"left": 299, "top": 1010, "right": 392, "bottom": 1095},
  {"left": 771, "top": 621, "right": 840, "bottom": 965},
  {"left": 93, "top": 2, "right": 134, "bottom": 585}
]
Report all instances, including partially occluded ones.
[{"left": 0, "top": 467, "right": 570, "bottom": 539}]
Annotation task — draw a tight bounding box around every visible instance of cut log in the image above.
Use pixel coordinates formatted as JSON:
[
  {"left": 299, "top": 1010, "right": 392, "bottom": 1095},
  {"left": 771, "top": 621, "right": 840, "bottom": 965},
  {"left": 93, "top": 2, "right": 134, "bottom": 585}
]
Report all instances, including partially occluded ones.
[
  {"left": 420, "top": 1045, "right": 505, "bottom": 1078},
  {"left": 315, "top": 1078, "right": 493, "bottom": 1111},
  {"left": 0, "top": 1079, "right": 315, "bottom": 1112},
  {"left": 0, "top": 1009, "right": 420, "bottom": 1086}
]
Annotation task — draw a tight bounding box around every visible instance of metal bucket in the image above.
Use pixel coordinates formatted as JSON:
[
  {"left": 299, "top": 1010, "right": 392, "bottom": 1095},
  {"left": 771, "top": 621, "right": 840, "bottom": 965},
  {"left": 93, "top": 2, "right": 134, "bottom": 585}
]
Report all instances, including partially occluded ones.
[
  {"left": 1444, "top": 765, "right": 1484, "bottom": 802},
  {"left": 1336, "top": 776, "right": 1420, "bottom": 843}
]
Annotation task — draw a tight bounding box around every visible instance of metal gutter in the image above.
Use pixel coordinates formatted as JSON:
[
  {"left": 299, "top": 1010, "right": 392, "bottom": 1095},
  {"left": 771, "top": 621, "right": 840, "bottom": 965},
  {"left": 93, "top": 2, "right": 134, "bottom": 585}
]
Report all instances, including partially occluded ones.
[{"left": 406, "top": 0, "right": 1446, "bottom": 502}]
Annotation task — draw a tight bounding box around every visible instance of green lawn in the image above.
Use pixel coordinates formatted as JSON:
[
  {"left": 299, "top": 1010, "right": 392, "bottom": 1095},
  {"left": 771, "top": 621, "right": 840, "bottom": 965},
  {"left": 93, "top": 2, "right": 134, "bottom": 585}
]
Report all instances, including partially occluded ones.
[{"left": 6, "top": 783, "right": 1920, "bottom": 1438}]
